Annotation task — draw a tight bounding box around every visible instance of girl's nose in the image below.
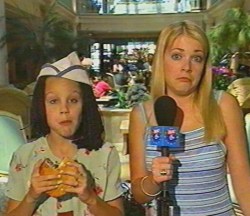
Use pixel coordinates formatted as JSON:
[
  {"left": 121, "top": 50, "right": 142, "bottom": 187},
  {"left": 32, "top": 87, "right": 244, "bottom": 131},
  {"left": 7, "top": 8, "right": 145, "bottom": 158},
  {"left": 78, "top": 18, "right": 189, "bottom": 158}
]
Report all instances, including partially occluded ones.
[
  {"left": 60, "top": 110, "right": 69, "bottom": 114},
  {"left": 60, "top": 103, "right": 69, "bottom": 114},
  {"left": 182, "top": 58, "right": 192, "bottom": 72}
]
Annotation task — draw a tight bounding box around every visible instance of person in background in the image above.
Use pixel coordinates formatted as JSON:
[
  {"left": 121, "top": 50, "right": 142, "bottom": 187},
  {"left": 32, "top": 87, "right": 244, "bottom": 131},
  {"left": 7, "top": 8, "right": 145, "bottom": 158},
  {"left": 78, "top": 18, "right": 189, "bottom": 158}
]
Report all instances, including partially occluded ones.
[
  {"left": 4, "top": 52, "right": 124, "bottom": 216},
  {"left": 128, "top": 20, "right": 250, "bottom": 215},
  {"left": 143, "top": 53, "right": 154, "bottom": 73},
  {"left": 92, "top": 76, "right": 113, "bottom": 98},
  {"left": 143, "top": 53, "right": 154, "bottom": 91},
  {"left": 112, "top": 58, "right": 124, "bottom": 74}
]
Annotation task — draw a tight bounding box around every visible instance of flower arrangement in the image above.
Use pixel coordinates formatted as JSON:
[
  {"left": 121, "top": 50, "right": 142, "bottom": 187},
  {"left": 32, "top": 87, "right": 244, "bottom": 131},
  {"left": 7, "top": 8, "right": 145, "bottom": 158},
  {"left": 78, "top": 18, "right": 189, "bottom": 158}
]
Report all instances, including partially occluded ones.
[
  {"left": 126, "top": 83, "right": 150, "bottom": 107},
  {"left": 111, "top": 83, "right": 150, "bottom": 109},
  {"left": 212, "top": 66, "right": 234, "bottom": 90}
]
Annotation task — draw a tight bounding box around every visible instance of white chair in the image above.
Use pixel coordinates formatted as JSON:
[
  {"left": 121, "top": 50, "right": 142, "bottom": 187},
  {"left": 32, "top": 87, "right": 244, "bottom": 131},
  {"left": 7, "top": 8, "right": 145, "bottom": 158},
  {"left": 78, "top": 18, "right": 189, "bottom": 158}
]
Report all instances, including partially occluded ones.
[
  {"left": 227, "top": 78, "right": 250, "bottom": 106},
  {"left": 0, "top": 87, "right": 31, "bottom": 139},
  {"left": 227, "top": 174, "right": 244, "bottom": 216},
  {"left": 119, "top": 119, "right": 130, "bottom": 181},
  {"left": 241, "top": 93, "right": 250, "bottom": 110},
  {"left": 0, "top": 111, "right": 27, "bottom": 174},
  {"left": 244, "top": 113, "right": 250, "bottom": 160}
]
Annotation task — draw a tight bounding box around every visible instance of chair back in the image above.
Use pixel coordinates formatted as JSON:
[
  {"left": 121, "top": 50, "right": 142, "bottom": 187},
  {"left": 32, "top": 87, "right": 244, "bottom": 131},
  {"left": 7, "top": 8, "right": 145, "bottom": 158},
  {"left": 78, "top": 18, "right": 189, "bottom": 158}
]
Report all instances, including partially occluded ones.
[
  {"left": 0, "top": 87, "right": 31, "bottom": 138},
  {"left": 242, "top": 93, "right": 250, "bottom": 108},
  {"left": 244, "top": 113, "right": 250, "bottom": 161},
  {"left": 105, "top": 73, "right": 115, "bottom": 88},
  {"left": 227, "top": 78, "right": 250, "bottom": 106},
  {"left": 106, "top": 72, "right": 129, "bottom": 91},
  {"left": 0, "top": 111, "right": 27, "bottom": 174}
]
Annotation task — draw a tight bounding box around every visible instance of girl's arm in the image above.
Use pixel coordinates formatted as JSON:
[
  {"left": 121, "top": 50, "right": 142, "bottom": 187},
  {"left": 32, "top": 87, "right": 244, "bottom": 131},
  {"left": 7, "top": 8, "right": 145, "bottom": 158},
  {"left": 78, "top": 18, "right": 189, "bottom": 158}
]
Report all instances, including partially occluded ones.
[
  {"left": 221, "top": 92, "right": 250, "bottom": 215},
  {"left": 129, "top": 104, "right": 159, "bottom": 203},
  {"left": 129, "top": 103, "right": 173, "bottom": 204},
  {"left": 82, "top": 193, "right": 124, "bottom": 216},
  {"left": 4, "top": 196, "right": 37, "bottom": 216}
]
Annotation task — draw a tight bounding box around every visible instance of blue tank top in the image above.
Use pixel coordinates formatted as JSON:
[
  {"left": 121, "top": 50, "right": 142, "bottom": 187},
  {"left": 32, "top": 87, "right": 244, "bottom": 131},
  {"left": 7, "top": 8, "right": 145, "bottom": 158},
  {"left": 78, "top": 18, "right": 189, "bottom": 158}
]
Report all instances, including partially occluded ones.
[{"left": 140, "top": 91, "right": 235, "bottom": 215}]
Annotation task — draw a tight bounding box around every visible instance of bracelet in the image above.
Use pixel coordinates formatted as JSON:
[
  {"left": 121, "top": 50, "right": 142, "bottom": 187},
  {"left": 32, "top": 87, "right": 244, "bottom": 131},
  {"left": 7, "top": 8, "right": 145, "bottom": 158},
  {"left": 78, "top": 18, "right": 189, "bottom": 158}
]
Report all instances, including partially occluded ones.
[{"left": 140, "top": 175, "right": 161, "bottom": 197}]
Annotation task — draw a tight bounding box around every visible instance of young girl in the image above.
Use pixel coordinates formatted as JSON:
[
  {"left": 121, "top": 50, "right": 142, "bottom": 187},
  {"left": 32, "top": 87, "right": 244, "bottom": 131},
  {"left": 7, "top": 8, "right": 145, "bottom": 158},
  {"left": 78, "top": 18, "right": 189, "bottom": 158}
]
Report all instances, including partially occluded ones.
[{"left": 4, "top": 52, "right": 124, "bottom": 216}]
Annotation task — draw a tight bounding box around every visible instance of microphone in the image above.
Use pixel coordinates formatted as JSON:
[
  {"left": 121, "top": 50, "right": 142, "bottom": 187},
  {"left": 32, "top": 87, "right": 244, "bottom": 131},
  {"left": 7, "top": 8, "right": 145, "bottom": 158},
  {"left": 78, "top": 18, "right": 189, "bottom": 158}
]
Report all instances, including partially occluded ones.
[
  {"left": 150, "top": 96, "right": 181, "bottom": 152},
  {"left": 152, "top": 96, "right": 181, "bottom": 216},
  {"left": 154, "top": 95, "right": 177, "bottom": 127},
  {"left": 154, "top": 95, "right": 178, "bottom": 156}
]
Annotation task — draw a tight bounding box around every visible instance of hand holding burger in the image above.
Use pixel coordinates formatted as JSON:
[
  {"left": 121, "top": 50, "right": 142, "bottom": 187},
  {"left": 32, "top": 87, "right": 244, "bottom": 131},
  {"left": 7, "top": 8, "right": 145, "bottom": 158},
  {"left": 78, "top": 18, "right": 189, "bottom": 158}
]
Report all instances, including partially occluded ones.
[{"left": 39, "top": 158, "right": 78, "bottom": 198}]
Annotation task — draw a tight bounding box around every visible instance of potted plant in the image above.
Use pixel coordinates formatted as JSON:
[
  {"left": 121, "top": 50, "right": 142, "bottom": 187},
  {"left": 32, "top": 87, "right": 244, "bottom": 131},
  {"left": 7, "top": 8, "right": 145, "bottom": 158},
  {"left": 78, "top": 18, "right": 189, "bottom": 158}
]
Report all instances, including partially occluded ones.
[
  {"left": 112, "top": 74, "right": 150, "bottom": 109},
  {"left": 126, "top": 82, "right": 150, "bottom": 107}
]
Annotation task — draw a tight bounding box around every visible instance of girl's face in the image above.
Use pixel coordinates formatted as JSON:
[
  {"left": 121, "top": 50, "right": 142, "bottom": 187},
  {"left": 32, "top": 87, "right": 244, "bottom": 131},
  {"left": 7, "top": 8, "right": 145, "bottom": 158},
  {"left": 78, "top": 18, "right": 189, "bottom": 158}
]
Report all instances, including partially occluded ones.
[
  {"left": 164, "top": 35, "right": 205, "bottom": 97},
  {"left": 45, "top": 77, "right": 83, "bottom": 139}
]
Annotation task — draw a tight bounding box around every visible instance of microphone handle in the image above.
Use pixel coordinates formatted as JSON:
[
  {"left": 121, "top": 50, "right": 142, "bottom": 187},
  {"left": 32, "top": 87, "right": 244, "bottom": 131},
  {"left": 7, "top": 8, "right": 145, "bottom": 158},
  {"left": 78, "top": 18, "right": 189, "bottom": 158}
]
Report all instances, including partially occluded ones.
[
  {"left": 157, "top": 146, "right": 171, "bottom": 216},
  {"left": 161, "top": 146, "right": 170, "bottom": 198},
  {"left": 162, "top": 146, "right": 170, "bottom": 157}
]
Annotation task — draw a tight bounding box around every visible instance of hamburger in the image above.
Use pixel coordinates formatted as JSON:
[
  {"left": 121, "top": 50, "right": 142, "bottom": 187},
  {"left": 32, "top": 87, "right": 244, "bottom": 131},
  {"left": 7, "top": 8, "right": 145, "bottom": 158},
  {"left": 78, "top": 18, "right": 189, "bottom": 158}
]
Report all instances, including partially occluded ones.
[{"left": 39, "top": 158, "right": 77, "bottom": 198}]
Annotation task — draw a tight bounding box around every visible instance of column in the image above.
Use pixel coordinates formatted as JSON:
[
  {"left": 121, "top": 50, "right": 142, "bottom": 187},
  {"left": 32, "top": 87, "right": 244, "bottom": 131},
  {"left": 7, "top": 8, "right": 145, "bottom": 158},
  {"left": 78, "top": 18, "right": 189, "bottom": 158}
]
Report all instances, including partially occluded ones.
[{"left": 0, "top": 0, "right": 9, "bottom": 86}]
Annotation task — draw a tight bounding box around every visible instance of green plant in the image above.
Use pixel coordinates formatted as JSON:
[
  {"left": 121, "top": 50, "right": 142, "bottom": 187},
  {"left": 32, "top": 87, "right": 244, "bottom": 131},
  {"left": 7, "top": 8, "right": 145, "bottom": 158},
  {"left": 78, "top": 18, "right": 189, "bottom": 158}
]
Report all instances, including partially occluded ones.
[
  {"left": 208, "top": 8, "right": 250, "bottom": 65},
  {"left": 114, "top": 89, "right": 129, "bottom": 109},
  {"left": 213, "top": 74, "right": 232, "bottom": 90},
  {"left": 111, "top": 82, "right": 150, "bottom": 109}
]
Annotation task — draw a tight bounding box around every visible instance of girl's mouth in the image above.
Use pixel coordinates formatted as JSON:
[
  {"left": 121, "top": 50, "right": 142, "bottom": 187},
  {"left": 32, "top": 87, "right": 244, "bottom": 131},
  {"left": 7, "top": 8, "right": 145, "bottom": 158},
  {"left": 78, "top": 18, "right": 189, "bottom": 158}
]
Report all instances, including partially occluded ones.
[
  {"left": 177, "top": 77, "right": 191, "bottom": 82},
  {"left": 60, "top": 120, "right": 72, "bottom": 125}
]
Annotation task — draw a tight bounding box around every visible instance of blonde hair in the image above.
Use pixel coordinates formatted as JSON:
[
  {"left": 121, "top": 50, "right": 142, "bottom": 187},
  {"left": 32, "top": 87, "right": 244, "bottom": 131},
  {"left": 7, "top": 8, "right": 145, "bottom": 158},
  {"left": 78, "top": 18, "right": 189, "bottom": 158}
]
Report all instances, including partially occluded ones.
[{"left": 150, "top": 20, "right": 226, "bottom": 142}]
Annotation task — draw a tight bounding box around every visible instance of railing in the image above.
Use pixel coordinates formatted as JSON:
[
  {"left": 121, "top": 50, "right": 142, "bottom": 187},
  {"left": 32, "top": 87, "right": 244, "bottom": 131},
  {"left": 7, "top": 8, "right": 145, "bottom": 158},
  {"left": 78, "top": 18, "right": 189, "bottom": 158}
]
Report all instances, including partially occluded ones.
[
  {"left": 58, "top": 0, "right": 73, "bottom": 11},
  {"left": 76, "top": 0, "right": 205, "bottom": 15},
  {"left": 210, "top": 0, "right": 220, "bottom": 5},
  {"left": 206, "top": 0, "right": 222, "bottom": 9},
  {"left": 189, "top": 0, "right": 205, "bottom": 11}
]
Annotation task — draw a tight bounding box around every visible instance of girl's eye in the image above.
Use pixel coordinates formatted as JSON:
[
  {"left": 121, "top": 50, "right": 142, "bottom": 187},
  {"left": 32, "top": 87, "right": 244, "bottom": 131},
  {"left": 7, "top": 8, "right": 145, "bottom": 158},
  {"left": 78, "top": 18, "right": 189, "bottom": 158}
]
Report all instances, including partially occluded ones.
[
  {"left": 192, "top": 55, "right": 203, "bottom": 63},
  {"left": 69, "top": 98, "right": 79, "bottom": 103},
  {"left": 49, "top": 99, "right": 57, "bottom": 104},
  {"left": 171, "top": 53, "right": 182, "bottom": 60}
]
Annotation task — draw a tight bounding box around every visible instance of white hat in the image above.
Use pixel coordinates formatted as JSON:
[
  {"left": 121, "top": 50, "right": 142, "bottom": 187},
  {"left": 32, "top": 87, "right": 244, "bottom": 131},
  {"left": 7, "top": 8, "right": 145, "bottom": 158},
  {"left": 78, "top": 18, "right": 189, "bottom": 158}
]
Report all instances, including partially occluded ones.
[{"left": 37, "top": 51, "right": 91, "bottom": 85}]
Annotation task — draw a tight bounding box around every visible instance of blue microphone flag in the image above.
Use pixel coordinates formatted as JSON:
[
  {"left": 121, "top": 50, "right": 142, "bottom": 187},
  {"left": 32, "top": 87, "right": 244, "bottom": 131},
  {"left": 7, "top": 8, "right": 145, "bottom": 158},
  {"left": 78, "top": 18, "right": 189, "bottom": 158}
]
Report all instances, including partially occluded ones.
[{"left": 147, "top": 126, "right": 181, "bottom": 149}]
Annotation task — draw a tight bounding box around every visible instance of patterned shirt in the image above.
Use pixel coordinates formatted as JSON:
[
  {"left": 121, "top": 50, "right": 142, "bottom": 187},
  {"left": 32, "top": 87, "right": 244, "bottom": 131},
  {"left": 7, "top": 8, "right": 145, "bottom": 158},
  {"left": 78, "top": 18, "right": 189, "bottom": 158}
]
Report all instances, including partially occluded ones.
[{"left": 5, "top": 137, "right": 123, "bottom": 216}]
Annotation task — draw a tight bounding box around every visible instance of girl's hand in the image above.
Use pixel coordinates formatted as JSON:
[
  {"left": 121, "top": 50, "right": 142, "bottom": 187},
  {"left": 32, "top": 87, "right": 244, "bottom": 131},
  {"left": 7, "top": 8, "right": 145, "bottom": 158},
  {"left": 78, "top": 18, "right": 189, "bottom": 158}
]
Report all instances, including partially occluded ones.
[
  {"left": 27, "top": 160, "right": 60, "bottom": 202},
  {"left": 60, "top": 160, "right": 96, "bottom": 204},
  {"left": 151, "top": 155, "right": 175, "bottom": 184}
]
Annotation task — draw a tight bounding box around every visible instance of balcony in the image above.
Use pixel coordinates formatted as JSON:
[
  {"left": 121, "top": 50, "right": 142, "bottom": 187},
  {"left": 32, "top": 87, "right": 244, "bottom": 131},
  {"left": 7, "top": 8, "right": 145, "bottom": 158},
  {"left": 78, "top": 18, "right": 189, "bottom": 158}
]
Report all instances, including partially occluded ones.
[{"left": 76, "top": 0, "right": 205, "bottom": 15}]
